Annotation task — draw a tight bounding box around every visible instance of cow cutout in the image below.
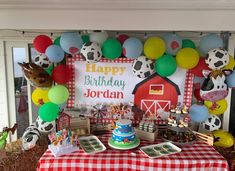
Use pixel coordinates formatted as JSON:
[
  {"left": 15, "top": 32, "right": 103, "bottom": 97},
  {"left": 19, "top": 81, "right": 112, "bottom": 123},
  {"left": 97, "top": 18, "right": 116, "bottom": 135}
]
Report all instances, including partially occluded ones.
[{"left": 200, "top": 69, "right": 232, "bottom": 102}]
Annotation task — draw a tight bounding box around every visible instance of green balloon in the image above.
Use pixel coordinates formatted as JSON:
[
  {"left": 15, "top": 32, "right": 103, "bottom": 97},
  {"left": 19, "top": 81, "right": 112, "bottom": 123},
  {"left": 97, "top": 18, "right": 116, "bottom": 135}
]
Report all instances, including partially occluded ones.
[
  {"left": 48, "top": 85, "right": 69, "bottom": 105},
  {"left": 45, "top": 65, "right": 53, "bottom": 75},
  {"left": 54, "top": 36, "right": 61, "bottom": 46},
  {"left": 182, "top": 39, "right": 196, "bottom": 49},
  {"left": 102, "top": 38, "right": 122, "bottom": 59},
  {"left": 155, "top": 54, "right": 177, "bottom": 77},
  {"left": 82, "top": 35, "right": 90, "bottom": 44},
  {"left": 39, "top": 102, "right": 59, "bottom": 122}
]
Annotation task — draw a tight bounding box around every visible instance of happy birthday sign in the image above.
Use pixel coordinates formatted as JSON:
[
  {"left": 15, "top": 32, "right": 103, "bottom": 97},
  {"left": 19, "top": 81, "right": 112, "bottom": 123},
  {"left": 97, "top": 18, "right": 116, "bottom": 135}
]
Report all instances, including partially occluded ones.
[{"left": 74, "top": 60, "right": 142, "bottom": 106}]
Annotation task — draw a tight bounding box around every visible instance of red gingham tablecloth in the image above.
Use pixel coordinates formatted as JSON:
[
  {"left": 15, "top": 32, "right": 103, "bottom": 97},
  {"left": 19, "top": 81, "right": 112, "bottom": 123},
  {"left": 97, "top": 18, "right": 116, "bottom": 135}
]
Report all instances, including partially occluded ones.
[{"left": 37, "top": 133, "right": 229, "bottom": 171}]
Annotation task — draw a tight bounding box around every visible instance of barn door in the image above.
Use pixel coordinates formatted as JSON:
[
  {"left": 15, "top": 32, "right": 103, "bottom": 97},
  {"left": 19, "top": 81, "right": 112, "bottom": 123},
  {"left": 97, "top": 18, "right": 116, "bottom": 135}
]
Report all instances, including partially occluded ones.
[{"left": 141, "top": 99, "right": 171, "bottom": 118}]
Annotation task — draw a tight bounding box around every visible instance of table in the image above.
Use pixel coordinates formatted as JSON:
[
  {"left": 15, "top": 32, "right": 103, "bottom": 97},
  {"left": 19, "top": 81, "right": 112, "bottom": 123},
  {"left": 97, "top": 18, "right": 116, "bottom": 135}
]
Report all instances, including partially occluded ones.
[{"left": 37, "top": 133, "right": 229, "bottom": 171}]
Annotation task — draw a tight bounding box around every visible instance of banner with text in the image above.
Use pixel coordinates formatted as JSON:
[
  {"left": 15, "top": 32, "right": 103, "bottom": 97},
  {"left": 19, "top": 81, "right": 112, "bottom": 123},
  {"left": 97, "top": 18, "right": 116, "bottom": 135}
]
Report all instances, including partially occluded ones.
[{"left": 74, "top": 60, "right": 143, "bottom": 106}]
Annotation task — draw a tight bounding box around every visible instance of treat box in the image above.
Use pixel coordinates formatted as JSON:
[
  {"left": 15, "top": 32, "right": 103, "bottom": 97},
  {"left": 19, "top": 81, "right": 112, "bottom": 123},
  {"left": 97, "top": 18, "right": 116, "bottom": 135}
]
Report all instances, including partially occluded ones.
[
  {"left": 140, "top": 142, "right": 181, "bottom": 158},
  {"left": 135, "top": 128, "right": 158, "bottom": 142},
  {"left": 48, "top": 144, "right": 79, "bottom": 157},
  {"left": 78, "top": 135, "right": 106, "bottom": 154}
]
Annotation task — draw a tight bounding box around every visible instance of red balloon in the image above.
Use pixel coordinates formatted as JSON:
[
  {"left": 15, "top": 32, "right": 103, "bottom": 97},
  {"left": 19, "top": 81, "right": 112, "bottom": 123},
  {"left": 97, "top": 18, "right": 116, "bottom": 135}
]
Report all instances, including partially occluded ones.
[
  {"left": 33, "top": 35, "right": 53, "bottom": 53},
  {"left": 52, "top": 65, "right": 72, "bottom": 84},
  {"left": 190, "top": 58, "right": 210, "bottom": 77},
  {"left": 117, "top": 34, "right": 129, "bottom": 45}
]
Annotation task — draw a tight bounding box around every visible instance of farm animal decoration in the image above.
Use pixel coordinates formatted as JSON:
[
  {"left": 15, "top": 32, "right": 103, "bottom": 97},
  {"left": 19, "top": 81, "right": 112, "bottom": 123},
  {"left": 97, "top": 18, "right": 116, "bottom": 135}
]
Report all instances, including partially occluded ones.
[
  {"left": 0, "top": 124, "right": 17, "bottom": 150},
  {"left": 18, "top": 62, "right": 53, "bottom": 88},
  {"left": 35, "top": 117, "right": 56, "bottom": 134},
  {"left": 200, "top": 69, "right": 231, "bottom": 102},
  {"left": 22, "top": 123, "right": 41, "bottom": 150}
]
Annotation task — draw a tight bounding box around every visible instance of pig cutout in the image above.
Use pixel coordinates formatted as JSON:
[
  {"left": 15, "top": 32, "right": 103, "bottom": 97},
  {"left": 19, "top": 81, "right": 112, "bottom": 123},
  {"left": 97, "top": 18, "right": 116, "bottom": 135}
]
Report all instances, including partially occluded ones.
[{"left": 200, "top": 69, "right": 232, "bottom": 102}]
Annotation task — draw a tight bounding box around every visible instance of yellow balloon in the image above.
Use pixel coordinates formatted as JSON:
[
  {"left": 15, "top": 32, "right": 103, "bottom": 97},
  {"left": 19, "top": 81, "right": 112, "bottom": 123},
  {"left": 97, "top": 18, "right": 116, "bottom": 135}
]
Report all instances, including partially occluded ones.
[
  {"left": 213, "top": 130, "right": 234, "bottom": 148},
  {"left": 32, "top": 88, "right": 50, "bottom": 106},
  {"left": 223, "top": 55, "right": 235, "bottom": 70},
  {"left": 144, "top": 37, "right": 165, "bottom": 59},
  {"left": 176, "top": 48, "right": 199, "bottom": 69},
  {"left": 204, "top": 99, "right": 227, "bottom": 115}
]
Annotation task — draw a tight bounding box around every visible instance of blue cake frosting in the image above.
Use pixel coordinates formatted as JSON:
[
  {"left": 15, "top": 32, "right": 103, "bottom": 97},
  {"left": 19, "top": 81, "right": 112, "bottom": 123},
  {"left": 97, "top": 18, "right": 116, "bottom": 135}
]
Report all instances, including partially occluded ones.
[{"left": 112, "top": 119, "right": 136, "bottom": 143}]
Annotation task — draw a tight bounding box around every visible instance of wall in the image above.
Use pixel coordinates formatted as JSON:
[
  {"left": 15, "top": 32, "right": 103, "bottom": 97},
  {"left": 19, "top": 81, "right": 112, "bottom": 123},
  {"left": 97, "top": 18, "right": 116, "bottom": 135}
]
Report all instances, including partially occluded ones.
[{"left": 0, "top": 41, "right": 9, "bottom": 130}]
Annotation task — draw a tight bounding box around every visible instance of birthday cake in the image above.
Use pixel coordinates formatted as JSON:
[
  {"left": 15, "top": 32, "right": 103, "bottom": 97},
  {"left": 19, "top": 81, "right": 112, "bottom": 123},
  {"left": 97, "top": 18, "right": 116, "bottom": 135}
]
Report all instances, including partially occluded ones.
[{"left": 108, "top": 119, "right": 140, "bottom": 149}]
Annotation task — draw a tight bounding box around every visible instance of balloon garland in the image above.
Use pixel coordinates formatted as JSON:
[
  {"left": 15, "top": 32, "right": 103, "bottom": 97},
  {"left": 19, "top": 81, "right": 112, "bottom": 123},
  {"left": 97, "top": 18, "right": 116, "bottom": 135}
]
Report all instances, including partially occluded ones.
[{"left": 19, "top": 31, "right": 235, "bottom": 149}]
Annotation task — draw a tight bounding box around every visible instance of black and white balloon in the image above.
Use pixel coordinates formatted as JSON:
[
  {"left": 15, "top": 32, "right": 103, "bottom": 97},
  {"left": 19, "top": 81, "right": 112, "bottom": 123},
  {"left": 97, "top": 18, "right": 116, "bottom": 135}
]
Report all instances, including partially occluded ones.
[
  {"left": 22, "top": 123, "right": 41, "bottom": 150},
  {"left": 36, "top": 117, "right": 56, "bottom": 134},
  {"left": 201, "top": 114, "right": 221, "bottom": 131},
  {"left": 132, "top": 56, "right": 154, "bottom": 78},
  {"left": 33, "top": 53, "right": 51, "bottom": 69},
  {"left": 205, "top": 48, "right": 229, "bottom": 70},
  {"left": 80, "top": 42, "right": 102, "bottom": 63}
]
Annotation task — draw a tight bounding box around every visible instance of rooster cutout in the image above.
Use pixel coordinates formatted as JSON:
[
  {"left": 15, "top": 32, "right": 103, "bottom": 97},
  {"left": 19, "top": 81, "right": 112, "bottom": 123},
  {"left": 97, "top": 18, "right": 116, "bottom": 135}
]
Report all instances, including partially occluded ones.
[{"left": 18, "top": 62, "right": 53, "bottom": 88}]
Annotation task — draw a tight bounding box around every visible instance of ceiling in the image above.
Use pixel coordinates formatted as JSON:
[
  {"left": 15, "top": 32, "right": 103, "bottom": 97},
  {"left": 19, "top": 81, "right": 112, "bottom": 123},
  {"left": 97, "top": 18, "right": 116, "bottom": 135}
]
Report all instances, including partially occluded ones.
[
  {"left": 1, "top": 0, "right": 235, "bottom": 31},
  {"left": 0, "top": 0, "right": 234, "bottom": 10}
]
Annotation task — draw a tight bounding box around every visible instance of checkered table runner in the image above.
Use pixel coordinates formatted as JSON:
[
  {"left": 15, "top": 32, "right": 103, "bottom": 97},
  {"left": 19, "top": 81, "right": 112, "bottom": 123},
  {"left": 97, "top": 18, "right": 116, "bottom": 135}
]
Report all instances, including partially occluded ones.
[{"left": 37, "top": 133, "right": 229, "bottom": 171}]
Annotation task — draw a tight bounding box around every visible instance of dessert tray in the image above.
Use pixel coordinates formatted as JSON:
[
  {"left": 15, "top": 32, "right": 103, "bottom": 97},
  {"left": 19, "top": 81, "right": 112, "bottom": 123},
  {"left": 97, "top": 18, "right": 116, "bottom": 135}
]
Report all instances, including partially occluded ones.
[
  {"left": 140, "top": 142, "right": 181, "bottom": 158},
  {"left": 78, "top": 135, "right": 106, "bottom": 154}
]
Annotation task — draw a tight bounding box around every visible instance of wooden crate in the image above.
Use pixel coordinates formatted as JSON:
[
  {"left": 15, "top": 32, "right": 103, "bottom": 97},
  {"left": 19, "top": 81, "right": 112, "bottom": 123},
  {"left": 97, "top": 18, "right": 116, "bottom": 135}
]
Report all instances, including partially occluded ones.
[
  {"left": 70, "top": 116, "right": 90, "bottom": 135},
  {"left": 193, "top": 131, "right": 214, "bottom": 146},
  {"left": 135, "top": 128, "right": 158, "bottom": 142}
]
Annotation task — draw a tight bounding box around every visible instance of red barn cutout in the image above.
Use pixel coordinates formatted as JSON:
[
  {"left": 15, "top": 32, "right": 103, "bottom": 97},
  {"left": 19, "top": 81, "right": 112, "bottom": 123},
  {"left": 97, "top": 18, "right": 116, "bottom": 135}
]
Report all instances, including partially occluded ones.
[
  {"left": 132, "top": 73, "right": 180, "bottom": 118},
  {"left": 57, "top": 112, "right": 71, "bottom": 130}
]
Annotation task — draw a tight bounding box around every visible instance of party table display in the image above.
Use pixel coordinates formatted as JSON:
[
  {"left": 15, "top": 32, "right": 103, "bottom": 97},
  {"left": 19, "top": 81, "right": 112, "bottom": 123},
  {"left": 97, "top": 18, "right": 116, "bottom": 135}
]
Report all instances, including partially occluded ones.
[
  {"left": 108, "top": 119, "right": 140, "bottom": 150},
  {"left": 37, "top": 132, "right": 230, "bottom": 171},
  {"left": 163, "top": 106, "right": 196, "bottom": 145},
  {"left": 48, "top": 129, "right": 79, "bottom": 157}
]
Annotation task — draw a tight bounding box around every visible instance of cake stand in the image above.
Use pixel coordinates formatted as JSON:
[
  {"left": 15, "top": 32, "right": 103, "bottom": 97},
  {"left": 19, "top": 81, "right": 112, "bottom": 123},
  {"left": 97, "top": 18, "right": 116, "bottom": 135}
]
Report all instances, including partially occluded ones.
[{"left": 108, "top": 138, "right": 140, "bottom": 150}]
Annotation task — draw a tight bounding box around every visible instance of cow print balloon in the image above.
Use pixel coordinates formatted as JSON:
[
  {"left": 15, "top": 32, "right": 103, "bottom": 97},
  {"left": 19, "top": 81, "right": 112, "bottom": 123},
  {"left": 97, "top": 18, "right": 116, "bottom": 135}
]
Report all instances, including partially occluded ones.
[
  {"left": 205, "top": 48, "right": 229, "bottom": 70},
  {"left": 80, "top": 42, "right": 102, "bottom": 63},
  {"left": 201, "top": 114, "right": 221, "bottom": 131},
  {"left": 22, "top": 124, "right": 41, "bottom": 150},
  {"left": 132, "top": 56, "right": 154, "bottom": 78},
  {"left": 33, "top": 53, "right": 51, "bottom": 69},
  {"left": 36, "top": 117, "right": 56, "bottom": 134}
]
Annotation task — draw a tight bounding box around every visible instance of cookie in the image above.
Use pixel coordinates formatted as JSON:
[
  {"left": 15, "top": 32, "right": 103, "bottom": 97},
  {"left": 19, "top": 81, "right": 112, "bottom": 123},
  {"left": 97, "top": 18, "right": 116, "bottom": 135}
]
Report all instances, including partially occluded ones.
[
  {"left": 153, "top": 146, "right": 162, "bottom": 151},
  {"left": 94, "top": 145, "right": 103, "bottom": 150},
  {"left": 162, "top": 145, "right": 171, "bottom": 149},
  {"left": 159, "top": 150, "right": 169, "bottom": 154}
]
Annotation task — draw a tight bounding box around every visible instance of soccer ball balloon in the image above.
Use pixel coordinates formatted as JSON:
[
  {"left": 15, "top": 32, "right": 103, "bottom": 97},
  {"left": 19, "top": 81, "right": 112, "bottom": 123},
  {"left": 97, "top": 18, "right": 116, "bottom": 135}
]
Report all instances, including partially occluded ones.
[{"left": 201, "top": 114, "right": 221, "bottom": 131}]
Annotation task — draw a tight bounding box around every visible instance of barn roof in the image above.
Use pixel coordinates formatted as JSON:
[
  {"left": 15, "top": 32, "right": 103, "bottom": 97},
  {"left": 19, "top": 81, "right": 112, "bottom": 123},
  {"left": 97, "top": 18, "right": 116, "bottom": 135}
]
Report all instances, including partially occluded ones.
[{"left": 132, "top": 73, "right": 181, "bottom": 95}]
